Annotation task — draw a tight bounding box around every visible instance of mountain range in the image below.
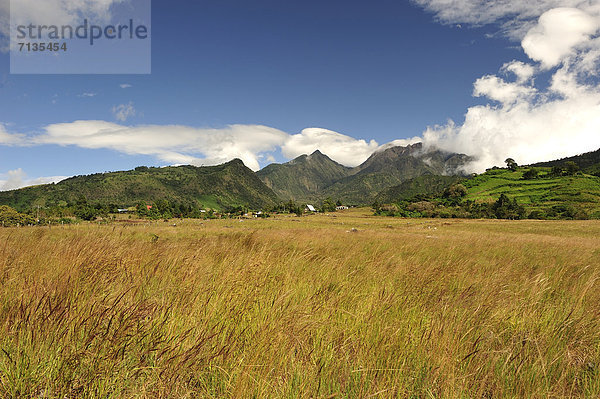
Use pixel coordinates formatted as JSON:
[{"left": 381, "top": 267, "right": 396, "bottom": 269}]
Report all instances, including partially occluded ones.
[
  {"left": 258, "top": 143, "right": 472, "bottom": 203},
  {"left": 0, "top": 142, "right": 474, "bottom": 211},
  {"left": 9, "top": 143, "right": 599, "bottom": 212}
]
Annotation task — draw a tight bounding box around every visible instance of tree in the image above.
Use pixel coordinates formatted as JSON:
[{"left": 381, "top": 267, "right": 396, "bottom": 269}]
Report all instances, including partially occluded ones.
[
  {"left": 74, "top": 205, "right": 98, "bottom": 221},
  {"left": 442, "top": 183, "right": 468, "bottom": 206},
  {"left": 155, "top": 199, "right": 173, "bottom": 218},
  {"left": 75, "top": 195, "right": 88, "bottom": 207},
  {"left": 444, "top": 184, "right": 468, "bottom": 199},
  {"left": 371, "top": 200, "right": 382, "bottom": 215},
  {"left": 564, "top": 161, "right": 580, "bottom": 176},
  {"left": 505, "top": 158, "right": 518, "bottom": 172},
  {"left": 284, "top": 200, "right": 297, "bottom": 214},
  {"left": 492, "top": 194, "right": 525, "bottom": 220},
  {"left": 136, "top": 201, "right": 149, "bottom": 217},
  {"left": 523, "top": 168, "right": 539, "bottom": 180},
  {"left": 322, "top": 197, "right": 337, "bottom": 212},
  {"left": 550, "top": 165, "right": 563, "bottom": 177},
  {"left": 0, "top": 205, "right": 35, "bottom": 227},
  {"left": 72, "top": 195, "right": 99, "bottom": 221}
]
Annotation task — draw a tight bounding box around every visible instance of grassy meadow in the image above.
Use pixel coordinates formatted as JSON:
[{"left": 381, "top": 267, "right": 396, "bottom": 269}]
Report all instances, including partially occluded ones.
[{"left": 1, "top": 209, "right": 599, "bottom": 398}]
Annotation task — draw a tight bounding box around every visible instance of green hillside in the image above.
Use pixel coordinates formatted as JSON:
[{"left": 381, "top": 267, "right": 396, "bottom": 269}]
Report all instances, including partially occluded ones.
[
  {"left": 462, "top": 168, "right": 600, "bottom": 218},
  {"left": 376, "top": 175, "right": 463, "bottom": 203},
  {"left": 375, "top": 162, "right": 600, "bottom": 220},
  {"left": 0, "top": 159, "right": 279, "bottom": 211},
  {"left": 532, "top": 148, "right": 600, "bottom": 172}
]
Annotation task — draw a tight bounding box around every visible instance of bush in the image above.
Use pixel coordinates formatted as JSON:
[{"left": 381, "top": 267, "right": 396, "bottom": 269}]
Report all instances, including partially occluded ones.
[
  {"left": 443, "top": 184, "right": 468, "bottom": 205},
  {"left": 74, "top": 206, "right": 99, "bottom": 221},
  {"left": 320, "top": 197, "right": 337, "bottom": 213},
  {"left": 564, "top": 161, "right": 580, "bottom": 176},
  {"left": 528, "top": 210, "right": 547, "bottom": 220},
  {"left": 407, "top": 201, "right": 436, "bottom": 213},
  {"left": 549, "top": 204, "right": 589, "bottom": 220},
  {"left": 549, "top": 165, "right": 564, "bottom": 177},
  {"left": 381, "top": 204, "right": 399, "bottom": 213},
  {"left": 492, "top": 194, "right": 526, "bottom": 220},
  {"left": 0, "top": 205, "right": 36, "bottom": 227},
  {"left": 523, "top": 168, "right": 539, "bottom": 180},
  {"left": 437, "top": 211, "right": 452, "bottom": 219}
]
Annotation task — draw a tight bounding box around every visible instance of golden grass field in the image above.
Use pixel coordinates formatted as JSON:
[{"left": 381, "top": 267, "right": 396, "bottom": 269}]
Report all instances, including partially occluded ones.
[{"left": 1, "top": 208, "right": 599, "bottom": 398}]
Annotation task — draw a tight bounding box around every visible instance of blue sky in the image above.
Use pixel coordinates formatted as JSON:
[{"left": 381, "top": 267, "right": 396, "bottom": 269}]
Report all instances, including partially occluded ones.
[{"left": 1, "top": 0, "right": 600, "bottom": 189}]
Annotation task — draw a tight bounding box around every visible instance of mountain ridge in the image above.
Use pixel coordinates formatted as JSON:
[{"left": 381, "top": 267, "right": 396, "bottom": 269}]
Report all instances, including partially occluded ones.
[
  {"left": 320, "top": 143, "right": 473, "bottom": 203},
  {"left": 257, "top": 142, "right": 473, "bottom": 204},
  {"left": 256, "top": 150, "right": 353, "bottom": 202},
  {"left": 3, "top": 145, "right": 600, "bottom": 213},
  {"left": 0, "top": 159, "right": 278, "bottom": 211},
  {"left": 531, "top": 148, "right": 600, "bottom": 175}
]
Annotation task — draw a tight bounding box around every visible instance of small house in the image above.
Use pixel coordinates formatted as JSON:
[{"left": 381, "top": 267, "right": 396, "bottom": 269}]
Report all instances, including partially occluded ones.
[{"left": 305, "top": 204, "right": 317, "bottom": 212}]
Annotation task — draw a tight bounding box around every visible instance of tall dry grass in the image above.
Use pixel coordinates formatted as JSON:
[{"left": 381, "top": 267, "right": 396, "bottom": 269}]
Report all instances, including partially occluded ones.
[{"left": 0, "top": 214, "right": 599, "bottom": 398}]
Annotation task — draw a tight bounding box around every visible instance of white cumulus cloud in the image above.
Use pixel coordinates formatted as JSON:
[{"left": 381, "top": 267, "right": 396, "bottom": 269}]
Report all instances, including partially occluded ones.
[
  {"left": 501, "top": 60, "right": 536, "bottom": 83},
  {"left": 423, "top": 86, "right": 600, "bottom": 172},
  {"left": 414, "top": 0, "right": 600, "bottom": 172},
  {"left": 473, "top": 74, "right": 536, "bottom": 106},
  {"left": 281, "top": 128, "right": 382, "bottom": 167},
  {"left": 521, "top": 7, "right": 600, "bottom": 69}
]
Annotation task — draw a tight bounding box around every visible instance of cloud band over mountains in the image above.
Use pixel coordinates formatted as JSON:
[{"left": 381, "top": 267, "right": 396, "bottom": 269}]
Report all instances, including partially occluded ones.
[{"left": 0, "top": 121, "right": 419, "bottom": 174}]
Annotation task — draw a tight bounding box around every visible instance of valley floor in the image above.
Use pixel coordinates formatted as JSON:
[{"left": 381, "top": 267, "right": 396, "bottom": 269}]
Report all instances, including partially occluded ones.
[{"left": 1, "top": 210, "right": 599, "bottom": 398}]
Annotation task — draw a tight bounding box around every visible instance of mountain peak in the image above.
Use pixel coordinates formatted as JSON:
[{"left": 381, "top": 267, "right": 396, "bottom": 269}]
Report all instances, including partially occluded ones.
[
  {"left": 307, "top": 149, "right": 330, "bottom": 161},
  {"left": 288, "top": 150, "right": 330, "bottom": 165},
  {"left": 378, "top": 142, "right": 423, "bottom": 155},
  {"left": 256, "top": 149, "right": 353, "bottom": 202},
  {"left": 226, "top": 158, "right": 246, "bottom": 167}
]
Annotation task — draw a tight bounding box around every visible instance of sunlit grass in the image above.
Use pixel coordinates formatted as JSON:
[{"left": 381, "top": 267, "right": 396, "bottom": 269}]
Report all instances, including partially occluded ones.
[{"left": 1, "top": 210, "right": 599, "bottom": 397}]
